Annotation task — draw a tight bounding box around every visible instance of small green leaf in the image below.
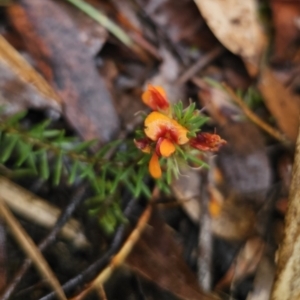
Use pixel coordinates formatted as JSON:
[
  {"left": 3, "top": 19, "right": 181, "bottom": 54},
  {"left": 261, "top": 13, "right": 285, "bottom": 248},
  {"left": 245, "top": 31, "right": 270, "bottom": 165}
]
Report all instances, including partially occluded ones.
[
  {"left": 40, "top": 150, "right": 50, "bottom": 180},
  {"left": 141, "top": 183, "right": 151, "bottom": 198},
  {"left": 95, "top": 140, "right": 122, "bottom": 158},
  {"left": 53, "top": 151, "right": 63, "bottom": 185},
  {"left": 26, "top": 153, "right": 38, "bottom": 174},
  {"left": 183, "top": 102, "right": 196, "bottom": 122},
  {"left": 0, "top": 134, "right": 19, "bottom": 163},
  {"left": 6, "top": 111, "right": 27, "bottom": 126},
  {"left": 187, "top": 154, "right": 209, "bottom": 168},
  {"left": 73, "top": 139, "right": 98, "bottom": 153},
  {"left": 15, "top": 143, "right": 32, "bottom": 167},
  {"left": 42, "top": 130, "right": 63, "bottom": 138},
  {"left": 30, "top": 120, "right": 51, "bottom": 139},
  {"left": 137, "top": 154, "right": 150, "bottom": 165},
  {"left": 166, "top": 158, "right": 172, "bottom": 185},
  {"left": 68, "top": 160, "right": 79, "bottom": 185}
]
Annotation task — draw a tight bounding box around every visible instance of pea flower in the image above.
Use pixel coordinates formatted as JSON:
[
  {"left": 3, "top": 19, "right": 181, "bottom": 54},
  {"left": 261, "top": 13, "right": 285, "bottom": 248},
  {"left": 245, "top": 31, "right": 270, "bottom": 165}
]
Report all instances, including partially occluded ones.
[
  {"left": 144, "top": 112, "right": 189, "bottom": 178},
  {"left": 135, "top": 85, "right": 226, "bottom": 179}
]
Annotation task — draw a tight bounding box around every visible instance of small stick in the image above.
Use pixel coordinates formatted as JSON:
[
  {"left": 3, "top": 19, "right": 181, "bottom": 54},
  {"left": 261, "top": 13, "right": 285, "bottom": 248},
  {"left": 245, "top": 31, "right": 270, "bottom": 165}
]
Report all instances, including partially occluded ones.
[
  {"left": 198, "top": 167, "right": 212, "bottom": 291},
  {"left": 177, "top": 47, "right": 224, "bottom": 85},
  {"left": 222, "top": 83, "right": 290, "bottom": 146}
]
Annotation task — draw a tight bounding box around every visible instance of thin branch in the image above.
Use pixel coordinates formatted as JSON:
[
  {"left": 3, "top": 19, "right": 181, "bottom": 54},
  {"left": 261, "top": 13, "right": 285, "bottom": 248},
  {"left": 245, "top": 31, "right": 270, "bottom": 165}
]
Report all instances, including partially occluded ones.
[
  {"left": 197, "top": 168, "right": 212, "bottom": 291},
  {"left": 222, "top": 83, "right": 290, "bottom": 146},
  {"left": 177, "top": 47, "right": 224, "bottom": 84}
]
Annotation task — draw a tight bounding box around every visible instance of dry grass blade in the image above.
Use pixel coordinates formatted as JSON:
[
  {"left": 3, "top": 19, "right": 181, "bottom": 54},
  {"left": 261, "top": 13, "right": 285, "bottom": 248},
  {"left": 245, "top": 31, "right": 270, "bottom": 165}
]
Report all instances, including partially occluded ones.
[
  {"left": 222, "top": 83, "right": 290, "bottom": 146},
  {"left": 65, "top": 0, "right": 132, "bottom": 48},
  {"left": 0, "top": 35, "right": 61, "bottom": 110},
  {"left": 0, "top": 198, "right": 67, "bottom": 300}
]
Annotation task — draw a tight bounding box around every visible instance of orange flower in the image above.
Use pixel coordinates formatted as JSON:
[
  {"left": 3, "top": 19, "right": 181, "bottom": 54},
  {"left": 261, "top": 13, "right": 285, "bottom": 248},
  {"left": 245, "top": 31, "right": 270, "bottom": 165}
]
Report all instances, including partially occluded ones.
[
  {"left": 144, "top": 111, "right": 189, "bottom": 178},
  {"left": 189, "top": 133, "right": 226, "bottom": 152},
  {"left": 142, "top": 85, "right": 170, "bottom": 112}
]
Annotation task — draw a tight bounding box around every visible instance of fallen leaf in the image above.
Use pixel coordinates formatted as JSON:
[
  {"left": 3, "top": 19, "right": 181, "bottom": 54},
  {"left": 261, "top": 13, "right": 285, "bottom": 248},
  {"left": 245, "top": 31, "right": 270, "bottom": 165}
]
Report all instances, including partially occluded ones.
[
  {"left": 8, "top": 0, "right": 120, "bottom": 143},
  {"left": 259, "top": 68, "right": 300, "bottom": 142},
  {"left": 139, "top": 0, "right": 218, "bottom": 51},
  {"left": 194, "top": 0, "right": 266, "bottom": 75},
  {"left": 127, "top": 212, "right": 219, "bottom": 300},
  {"left": 270, "top": 0, "right": 300, "bottom": 65}
]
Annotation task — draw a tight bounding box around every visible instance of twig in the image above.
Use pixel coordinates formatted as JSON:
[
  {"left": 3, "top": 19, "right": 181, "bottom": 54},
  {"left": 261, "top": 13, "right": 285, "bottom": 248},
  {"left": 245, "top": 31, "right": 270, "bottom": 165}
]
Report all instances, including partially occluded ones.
[
  {"left": 222, "top": 83, "right": 290, "bottom": 145},
  {"left": 70, "top": 188, "right": 158, "bottom": 300},
  {"left": 0, "top": 183, "right": 87, "bottom": 300},
  {"left": 197, "top": 167, "right": 212, "bottom": 291},
  {"left": 177, "top": 47, "right": 224, "bottom": 84}
]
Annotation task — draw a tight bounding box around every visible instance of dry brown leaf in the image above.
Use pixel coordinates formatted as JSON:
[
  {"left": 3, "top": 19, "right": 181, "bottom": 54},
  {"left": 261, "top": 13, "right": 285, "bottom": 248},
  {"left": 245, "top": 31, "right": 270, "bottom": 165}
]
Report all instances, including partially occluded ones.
[
  {"left": 127, "top": 212, "right": 219, "bottom": 300},
  {"left": 270, "top": 0, "right": 300, "bottom": 65},
  {"left": 0, "top": 199, "right": 67, "bottom": 300},
  {"left": 259, "top": 68, "right": 300, "bottom": 143},
  {"left": 139, "top": 0, "right": 218, "bottom": 51},
  {"left": 194, "top": 0, "right": 266, "bottom": 75},
  {"left": 0, "top": 35, "right": 61, "bottom": 113},
  {"left": 0, "top": 176, "right": 89, "bottom": 249},
  {"left": 8, "top": 0, "right": 120, "bottom": 143}
]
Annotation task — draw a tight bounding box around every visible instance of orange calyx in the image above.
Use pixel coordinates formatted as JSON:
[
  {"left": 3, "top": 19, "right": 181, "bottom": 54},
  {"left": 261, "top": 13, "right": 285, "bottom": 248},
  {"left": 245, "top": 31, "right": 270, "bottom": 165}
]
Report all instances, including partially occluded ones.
[
  {"left": 190, "top": 133, "right": 226, "bottom": 152},
  {"left": 149, "top": 153, "right": 162, "bottom": 178},
  {"left": 156, "top": 137, "right": 176, "bottom": 157},
  {"left": 142, "top": 85, "right": 170, "bottom": 112},
  {"left": 144, "top": 112, "right": 189, "bottom": 145}
]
